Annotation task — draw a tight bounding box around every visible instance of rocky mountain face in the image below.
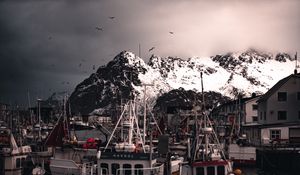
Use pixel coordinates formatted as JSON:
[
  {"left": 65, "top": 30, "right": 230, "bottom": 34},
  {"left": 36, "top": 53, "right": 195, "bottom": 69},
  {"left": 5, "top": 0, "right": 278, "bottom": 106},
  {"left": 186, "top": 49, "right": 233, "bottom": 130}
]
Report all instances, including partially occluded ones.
[
  {"left": 69, "top": 49, "right": 296, "bottom": 115},
  {"left": 68, "top": 51, "right": 146, "bottom": 115}
]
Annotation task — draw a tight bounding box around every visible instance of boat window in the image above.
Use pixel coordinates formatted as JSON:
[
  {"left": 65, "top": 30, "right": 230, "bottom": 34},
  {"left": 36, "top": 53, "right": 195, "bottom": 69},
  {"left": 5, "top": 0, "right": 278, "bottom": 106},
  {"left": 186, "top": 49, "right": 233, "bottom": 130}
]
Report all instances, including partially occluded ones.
[
  {"left": 100, "top": 163, "right": 109, "bottom": 175},
  {"left": 21, "top": 158, "right": 26, "bottom": 168},
  {"left": 111, "top": 163, "right": 120, "bottom": 175},
  {"left": 217, "top": 166, "right": 225, "bottom": 175},
  {"left": 16, "top": 158, "right": 21, "bottom": 168},
  {"left": 123, "top": 164, "right": 132, "bottom": 175},
  {"left": 207, "top": 166, "right": 215, "bottom": 175},
  {"left": 134, "top": 164, "right": 143, "bottom": 175},
  {"left": 196, "top": 167, "right": 204, "bottom": 175}
]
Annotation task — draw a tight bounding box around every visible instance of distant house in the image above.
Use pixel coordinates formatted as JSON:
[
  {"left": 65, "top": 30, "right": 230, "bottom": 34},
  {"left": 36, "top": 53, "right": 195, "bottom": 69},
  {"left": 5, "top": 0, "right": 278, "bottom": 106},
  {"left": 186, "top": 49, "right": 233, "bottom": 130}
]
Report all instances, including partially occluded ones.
[
  {"left": 212, "top": 94, "right": 260, "bottom": 142},
  {"left": 242, "top": 96, "right": 261, "bottom": 145},
  {"left": 257, "top": 72, "right": 300, "bottom": 144}
]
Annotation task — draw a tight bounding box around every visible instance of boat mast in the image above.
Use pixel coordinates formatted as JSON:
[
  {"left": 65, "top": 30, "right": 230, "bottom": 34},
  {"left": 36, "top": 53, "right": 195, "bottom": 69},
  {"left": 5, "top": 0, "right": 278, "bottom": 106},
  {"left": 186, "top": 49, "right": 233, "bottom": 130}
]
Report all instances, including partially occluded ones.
[
  {"left": 128, "top": 98, "right": 133, "bottom": 145},
  {"left": 37, "top": 98, "right": 42, "bottom": 141},
  {"left": 63, "top": 95, "right": 70, "bottom": 141},
  {"left": 17, "top": 105, "right": 22, "bottom": 146},
  {"left": 142, "top": 83, "right": 153, "bottom": 145},
  {"left": 27, "top": 91, "right": 33, "bottom": 124},
  {"left": 201, "top": 72, "right": 209, "bottom": 160},
  {"left": 143, "top": 85, "right": 146, "bottom": 145},
  {"left": 295, "top": 52, "right": 298, "bottom": 73},
  {"left": 238, "top": 94, "right": 241, "bottom": 136}
]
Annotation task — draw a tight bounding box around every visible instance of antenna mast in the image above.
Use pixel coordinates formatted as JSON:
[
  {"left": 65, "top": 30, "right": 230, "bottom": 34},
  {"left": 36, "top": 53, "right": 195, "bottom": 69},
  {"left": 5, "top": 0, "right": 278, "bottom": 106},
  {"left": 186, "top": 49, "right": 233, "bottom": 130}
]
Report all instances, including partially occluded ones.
[
  {"left": 296, "top": 52, "right": 298, "bottom": 68},
  {"left": 294, "top": 52, "right": 298, "bottom": 74},
  {"left": 138, "top": 44, "right": 141, "bottom": 58}
]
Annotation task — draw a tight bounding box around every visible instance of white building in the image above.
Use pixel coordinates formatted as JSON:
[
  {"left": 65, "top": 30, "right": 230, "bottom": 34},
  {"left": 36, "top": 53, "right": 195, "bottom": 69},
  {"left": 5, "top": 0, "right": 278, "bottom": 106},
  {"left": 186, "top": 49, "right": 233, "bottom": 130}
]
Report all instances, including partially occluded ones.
[
  {"left": 242, "top": 96, "right": 261, "bottom": 145},
  {"left": 257, "top": 72, "right": 300, "bottom": 145}
]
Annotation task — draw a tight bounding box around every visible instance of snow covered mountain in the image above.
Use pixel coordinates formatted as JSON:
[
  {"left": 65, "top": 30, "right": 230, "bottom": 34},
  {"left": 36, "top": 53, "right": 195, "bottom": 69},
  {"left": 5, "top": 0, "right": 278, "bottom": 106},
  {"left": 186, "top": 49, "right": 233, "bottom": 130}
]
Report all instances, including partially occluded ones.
[{"left": 69, "top": 49, "right": 296, "bottom": 115}]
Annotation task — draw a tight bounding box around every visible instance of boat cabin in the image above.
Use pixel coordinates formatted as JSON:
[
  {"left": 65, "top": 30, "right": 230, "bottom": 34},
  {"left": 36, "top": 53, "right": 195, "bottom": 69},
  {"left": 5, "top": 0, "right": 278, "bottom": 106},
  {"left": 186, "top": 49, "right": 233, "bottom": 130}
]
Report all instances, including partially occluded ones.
[{"left": 97, "top": 151, "right": 163, "bottom": 175}]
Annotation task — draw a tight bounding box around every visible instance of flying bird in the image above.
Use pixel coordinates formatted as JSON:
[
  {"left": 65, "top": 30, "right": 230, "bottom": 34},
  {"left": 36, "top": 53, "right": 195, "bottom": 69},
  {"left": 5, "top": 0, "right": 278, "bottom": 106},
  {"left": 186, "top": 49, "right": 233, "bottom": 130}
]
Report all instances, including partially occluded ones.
[
  {"left": 149, "top": 47, "right": 155, "bottom": 52},
  {"left": 95, "top": 27, "right": 103, "bottom": 31},
  {"left": 109, "top": 16, "right": 115, "bottom": 19},
  {"left": 169, "top": 31, "right": 174, "bottom": 35}
]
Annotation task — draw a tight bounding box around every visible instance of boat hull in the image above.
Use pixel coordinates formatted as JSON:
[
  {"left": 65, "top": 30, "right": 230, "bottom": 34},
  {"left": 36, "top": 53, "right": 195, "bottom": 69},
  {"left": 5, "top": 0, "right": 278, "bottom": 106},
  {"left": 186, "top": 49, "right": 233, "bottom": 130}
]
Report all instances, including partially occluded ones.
[{"left": 228, "top": 143, "right": 256, "bottom": 167}]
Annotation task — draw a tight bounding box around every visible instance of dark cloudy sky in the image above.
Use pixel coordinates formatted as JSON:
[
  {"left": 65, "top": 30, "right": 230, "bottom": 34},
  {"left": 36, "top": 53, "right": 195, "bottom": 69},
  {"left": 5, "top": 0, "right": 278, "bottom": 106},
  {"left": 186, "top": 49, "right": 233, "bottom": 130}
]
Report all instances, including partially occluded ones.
[{"left": 0, "top": 0, "right": 299, "bottom": 106}]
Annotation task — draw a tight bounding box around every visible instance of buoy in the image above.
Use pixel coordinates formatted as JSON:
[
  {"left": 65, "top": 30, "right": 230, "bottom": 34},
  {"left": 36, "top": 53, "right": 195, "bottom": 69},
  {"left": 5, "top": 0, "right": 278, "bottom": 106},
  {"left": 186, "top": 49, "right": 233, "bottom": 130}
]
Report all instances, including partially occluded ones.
[{"left": 233, "top": 169, "right": 242, "bottom": 175}]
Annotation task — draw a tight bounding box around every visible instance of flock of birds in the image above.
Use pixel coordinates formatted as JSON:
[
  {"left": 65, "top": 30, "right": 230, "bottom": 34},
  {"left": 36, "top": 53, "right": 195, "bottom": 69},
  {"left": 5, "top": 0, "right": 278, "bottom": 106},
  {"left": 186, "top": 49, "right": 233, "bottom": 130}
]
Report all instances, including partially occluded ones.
[
  {"left": 46, "top": 16, "right": 176, "bottom": 89},
  {"left": 48, "top": 15, "right": 175, "bottom": 57},
  {"left": 94, "top": 16, "right": 175, "bottom": 53}
]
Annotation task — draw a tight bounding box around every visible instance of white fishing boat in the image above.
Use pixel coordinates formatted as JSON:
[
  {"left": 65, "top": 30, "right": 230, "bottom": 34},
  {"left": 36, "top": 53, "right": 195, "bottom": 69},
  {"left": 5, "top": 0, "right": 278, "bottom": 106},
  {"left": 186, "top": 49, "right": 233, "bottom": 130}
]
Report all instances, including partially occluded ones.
[
  {"left": 97, "top": 99, "right": 165, "bottom": 175},
  {"left": 180, "top": 72, "right": 233, "bottom": 175},
  {"left": 228, "top": 137, "right": 256, "bottom": 166},
  {"left": 0, "top": 128, "right": 32, "bottom": 175}
]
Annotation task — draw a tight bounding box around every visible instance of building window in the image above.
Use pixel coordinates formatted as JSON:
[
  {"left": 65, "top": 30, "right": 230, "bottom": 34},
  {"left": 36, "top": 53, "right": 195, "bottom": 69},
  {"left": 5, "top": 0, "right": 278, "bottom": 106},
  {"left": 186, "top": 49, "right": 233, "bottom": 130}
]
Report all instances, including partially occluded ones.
[
  {"left": 270, "top": 130, "right": 281, "bottom": 140},
  {"left": 260, "top": 112, "right": 262, "bottom": 120},
  {"left": 252, "top": 104, "right": 258, "bottom": 110},
  {"left": 298, "top": 111, "right": 300, "bottom": 119},
  {"left": 253, "top": 116, "right": 258, "bottom": 122},
  {"left": 278, "top": 92, "right": 287, "bottom": 101},
  {"left": 298, "top": 92, "right": 300, "bottom": 100},
  {"left": 264, "top": 112, "right": 266, "bottom": 120},
  {"left": 278, "top": 111, "right": 287, "bottom": 120}
]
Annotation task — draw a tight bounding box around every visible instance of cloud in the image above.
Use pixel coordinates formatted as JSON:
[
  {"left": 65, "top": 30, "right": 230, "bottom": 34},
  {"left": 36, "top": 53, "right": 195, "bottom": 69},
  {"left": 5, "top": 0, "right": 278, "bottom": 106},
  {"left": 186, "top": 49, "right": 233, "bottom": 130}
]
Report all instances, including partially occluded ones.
[{"left": 0, "top": 0, "right": 299, "bottom": 105}]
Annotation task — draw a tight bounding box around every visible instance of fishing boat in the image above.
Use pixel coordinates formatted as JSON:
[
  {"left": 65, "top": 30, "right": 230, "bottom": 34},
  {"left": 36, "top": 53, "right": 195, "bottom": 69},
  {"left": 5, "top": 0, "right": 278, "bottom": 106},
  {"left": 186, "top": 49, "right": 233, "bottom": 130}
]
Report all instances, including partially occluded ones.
[
  {"left": 228, "top": 136, "right": 256, "bottom": 166},
  {"left": 0, "top": 128, "right": 32, "bottom": 175},
  {"left": 180, "top": 72, "right": 233, "bottom": 175},
  {"left": 48, "top": 96, "right": 98, "bottom": 175},
  {"left": 96, "top": 99, "right": 165, "bottom": 175},
  {"left": 70, "top": 116, "right": 95, "bottom": 130},
  {"left": 227, "top": 95, "right": 256, "bottom": 166}
]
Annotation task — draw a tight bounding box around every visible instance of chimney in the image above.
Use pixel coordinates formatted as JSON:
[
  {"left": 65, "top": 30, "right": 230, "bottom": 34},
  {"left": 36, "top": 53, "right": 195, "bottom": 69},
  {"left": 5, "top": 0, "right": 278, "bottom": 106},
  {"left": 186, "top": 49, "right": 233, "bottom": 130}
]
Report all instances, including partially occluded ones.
[{"left": 294, "top": 69, "right": 298, "bottom": 75}]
